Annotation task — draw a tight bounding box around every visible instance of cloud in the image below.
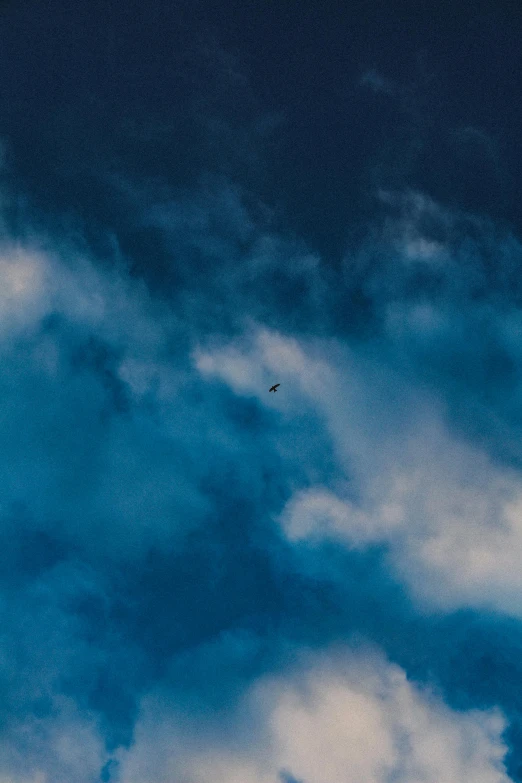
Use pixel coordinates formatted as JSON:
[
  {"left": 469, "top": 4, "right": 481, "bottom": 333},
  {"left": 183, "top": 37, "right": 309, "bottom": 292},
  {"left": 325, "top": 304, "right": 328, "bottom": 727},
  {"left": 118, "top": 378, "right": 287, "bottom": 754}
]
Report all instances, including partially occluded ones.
[
  {"left": 0, "top": 237, "right": 218, "bottom": 562},
  {"left": 0, "top": 557, "right": 118, "bottom": 782},
  {"left": 0, "top": 189, "right": 338, "bottom": 778},
  {"left": 193, "top": 319, "right": 522, "bottom": 617},
  {"left": 1, "top": 7, "right": 522, "bottom": 781},
  {"left": 2, "top": 114, "right": 522, "bottom": 779},
  {"left": 1, "top": 172, "right": 516, "bottom": 775},
  {"left": 0, "top": 696, "right": 107, "bottom": 783},
  {"left": 118, "top": 645, "right": 511, "bottom": 783}
]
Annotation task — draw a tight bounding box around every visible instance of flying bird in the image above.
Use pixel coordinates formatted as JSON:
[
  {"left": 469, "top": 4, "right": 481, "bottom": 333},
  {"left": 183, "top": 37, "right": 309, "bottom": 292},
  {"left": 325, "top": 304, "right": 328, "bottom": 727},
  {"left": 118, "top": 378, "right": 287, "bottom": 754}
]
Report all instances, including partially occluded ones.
[{"left": 269, "top": 383, "right": 280, "bottom": 392}]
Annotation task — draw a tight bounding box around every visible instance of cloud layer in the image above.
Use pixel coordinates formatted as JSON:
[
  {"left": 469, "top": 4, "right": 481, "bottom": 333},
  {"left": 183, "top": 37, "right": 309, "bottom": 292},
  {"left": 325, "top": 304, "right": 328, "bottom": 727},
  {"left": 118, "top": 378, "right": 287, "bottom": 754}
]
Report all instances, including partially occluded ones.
[
  {"left": 1, "top": 8, "right": 522, "bottom": 778},
  {"left": 3, "top": 171, "right": 522, "bottom": 780}
]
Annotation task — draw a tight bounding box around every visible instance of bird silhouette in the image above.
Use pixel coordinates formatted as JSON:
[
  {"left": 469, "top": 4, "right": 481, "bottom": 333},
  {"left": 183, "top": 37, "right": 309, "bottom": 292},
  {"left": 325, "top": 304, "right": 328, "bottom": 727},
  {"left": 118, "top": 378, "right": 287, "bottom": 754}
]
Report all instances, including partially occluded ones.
[{"left": 269, "top": 383, "right": 280, "bottom": 392}]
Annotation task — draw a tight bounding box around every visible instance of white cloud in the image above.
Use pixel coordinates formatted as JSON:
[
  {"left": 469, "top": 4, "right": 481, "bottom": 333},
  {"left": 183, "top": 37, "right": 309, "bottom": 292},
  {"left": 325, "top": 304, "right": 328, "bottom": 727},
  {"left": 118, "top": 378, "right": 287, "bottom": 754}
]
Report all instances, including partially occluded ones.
[
  {"left": 280, "top": 486, "right": 402, "bottom": 547},
  {"left": 194, "top": 325, "right": 522, "bottom": 616},
  {"left": 0, "top": 247, "right": 51, "bottom": 339},
  {"left": 118, "top": 646, "right": 511, "bottom": 783},
  {"left": 194, "top": 327, "right": 337, "bottom": 405},
  {"left": 0, "top": 240, "right": 175, "bottom": 351}
]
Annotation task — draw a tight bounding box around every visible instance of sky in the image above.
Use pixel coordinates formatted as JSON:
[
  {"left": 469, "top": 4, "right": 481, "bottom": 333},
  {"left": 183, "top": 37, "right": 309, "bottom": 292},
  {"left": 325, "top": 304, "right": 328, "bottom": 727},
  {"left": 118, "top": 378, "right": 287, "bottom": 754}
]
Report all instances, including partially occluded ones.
[{"left": 1, "top": 1, "right": 522, "bottom": 781}]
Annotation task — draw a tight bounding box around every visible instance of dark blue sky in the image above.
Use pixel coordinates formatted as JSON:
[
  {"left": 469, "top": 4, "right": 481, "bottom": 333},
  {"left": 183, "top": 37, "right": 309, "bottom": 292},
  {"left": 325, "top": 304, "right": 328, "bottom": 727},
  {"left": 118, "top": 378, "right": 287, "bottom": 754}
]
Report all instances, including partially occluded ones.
[{"left": 1, "top": 2, "right": 522, "bottom": 781}]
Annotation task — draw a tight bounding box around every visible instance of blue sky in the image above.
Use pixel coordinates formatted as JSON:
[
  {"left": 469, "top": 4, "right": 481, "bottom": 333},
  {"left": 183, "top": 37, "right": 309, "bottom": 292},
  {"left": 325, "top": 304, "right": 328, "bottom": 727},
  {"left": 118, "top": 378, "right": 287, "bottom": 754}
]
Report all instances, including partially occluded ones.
[{"left": 1, "top": 1, "right": 522, "bottom": 781}]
